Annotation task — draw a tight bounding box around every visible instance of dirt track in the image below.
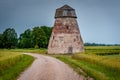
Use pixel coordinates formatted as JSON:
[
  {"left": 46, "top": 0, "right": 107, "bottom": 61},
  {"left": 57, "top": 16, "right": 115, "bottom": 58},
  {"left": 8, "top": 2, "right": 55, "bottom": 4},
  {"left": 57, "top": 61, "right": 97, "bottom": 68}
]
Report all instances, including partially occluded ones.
[{"left": 18, "top": 53, "right": 85, "bottom": 80}]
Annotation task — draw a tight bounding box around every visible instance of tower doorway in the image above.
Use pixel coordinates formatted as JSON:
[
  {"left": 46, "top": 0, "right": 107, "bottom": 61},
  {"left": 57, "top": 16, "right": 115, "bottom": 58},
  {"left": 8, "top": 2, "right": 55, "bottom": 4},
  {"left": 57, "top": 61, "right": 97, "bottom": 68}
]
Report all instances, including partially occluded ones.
[{"left": 68, "top": 47, "right": 73, "bottom": 54}]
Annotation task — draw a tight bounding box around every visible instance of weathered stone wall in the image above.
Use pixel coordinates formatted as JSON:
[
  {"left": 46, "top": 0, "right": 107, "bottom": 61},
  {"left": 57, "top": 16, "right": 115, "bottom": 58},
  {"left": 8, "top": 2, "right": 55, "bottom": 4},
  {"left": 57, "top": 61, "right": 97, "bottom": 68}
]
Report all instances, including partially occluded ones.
[{"left": 48, "top": 18, "right": 84, "bottom": 54}]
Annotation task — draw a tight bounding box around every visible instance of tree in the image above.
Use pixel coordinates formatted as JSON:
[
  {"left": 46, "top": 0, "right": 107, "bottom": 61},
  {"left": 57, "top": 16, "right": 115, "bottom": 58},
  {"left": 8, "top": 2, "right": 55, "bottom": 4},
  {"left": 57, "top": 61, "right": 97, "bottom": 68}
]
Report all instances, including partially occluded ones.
[
  {"left": 18, "top": 29, "right": 32, "bottom": 48},
  {"left": 0, "top": 34, "right": 3, "bottom": 48},
  {"left": 2, "top": 28, "right": 18, "bottom": 48},
  {"left": 41, "top": 26, "right": 52, "bottom": 40},
  {"left": 41, "top": 26, "right": 52, "bottom": 47},
  {"left": 32, "top": 27, "right": 47, "bottom": 48},
  {"left": 84, "top": 42, "right": 106, "bottom": 46}
]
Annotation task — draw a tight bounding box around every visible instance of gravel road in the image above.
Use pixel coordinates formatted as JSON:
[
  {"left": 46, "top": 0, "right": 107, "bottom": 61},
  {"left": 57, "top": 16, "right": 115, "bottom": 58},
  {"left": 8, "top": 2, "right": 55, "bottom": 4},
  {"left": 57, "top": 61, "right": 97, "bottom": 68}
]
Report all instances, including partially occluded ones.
[{"left": 18, "top": 53, "right": 85, "bottom": 80}]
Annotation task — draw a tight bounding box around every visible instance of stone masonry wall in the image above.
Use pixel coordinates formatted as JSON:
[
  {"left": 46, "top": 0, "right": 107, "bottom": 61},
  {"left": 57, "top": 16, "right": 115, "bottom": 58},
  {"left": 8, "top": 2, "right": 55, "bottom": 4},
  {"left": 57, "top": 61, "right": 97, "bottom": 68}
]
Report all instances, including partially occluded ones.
[{"left": 48, "top": 18, "right": 84, "bottom": 54}]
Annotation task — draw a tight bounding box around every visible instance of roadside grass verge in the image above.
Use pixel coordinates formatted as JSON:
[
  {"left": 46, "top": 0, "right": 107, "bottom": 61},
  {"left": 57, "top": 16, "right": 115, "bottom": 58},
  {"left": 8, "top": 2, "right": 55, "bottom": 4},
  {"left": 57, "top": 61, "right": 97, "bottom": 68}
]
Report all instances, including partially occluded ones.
[
  {"left": 52, "top": 46, "right": 120, "bottom": 80},
  {"left": 72, "top": 53, "right": 120, "bottom": 80},
  {"left": 53, "top": 55, "right": 109, "bottom": 80},
  {"left": 0, "top": 50, "right": 34, "bottom": 80}
]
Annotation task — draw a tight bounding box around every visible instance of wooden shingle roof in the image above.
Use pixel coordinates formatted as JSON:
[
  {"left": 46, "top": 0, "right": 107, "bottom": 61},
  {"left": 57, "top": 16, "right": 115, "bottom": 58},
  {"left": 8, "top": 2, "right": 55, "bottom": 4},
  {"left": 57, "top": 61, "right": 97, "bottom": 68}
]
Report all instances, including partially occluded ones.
[{"left": 55, "top": 5, "right": 77, "bottom": 18}]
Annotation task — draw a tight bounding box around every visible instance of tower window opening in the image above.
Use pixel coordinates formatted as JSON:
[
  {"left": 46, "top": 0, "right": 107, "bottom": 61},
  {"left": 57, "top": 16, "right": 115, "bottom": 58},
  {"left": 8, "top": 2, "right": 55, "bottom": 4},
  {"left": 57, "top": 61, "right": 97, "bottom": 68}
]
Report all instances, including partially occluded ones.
[
  {"left": 63, "top": 10, "right": 67, "bottom": 16},
  {"left": 66, "top": 26, "right": 69, "bottom": 29}
]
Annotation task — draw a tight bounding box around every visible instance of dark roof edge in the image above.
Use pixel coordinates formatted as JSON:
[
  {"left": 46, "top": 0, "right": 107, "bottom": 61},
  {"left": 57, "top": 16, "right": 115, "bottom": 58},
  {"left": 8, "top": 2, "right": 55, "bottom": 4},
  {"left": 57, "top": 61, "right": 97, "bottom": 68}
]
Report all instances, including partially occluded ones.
[{"left": 57, "top": 4, "right": 74, "bottom": 10}]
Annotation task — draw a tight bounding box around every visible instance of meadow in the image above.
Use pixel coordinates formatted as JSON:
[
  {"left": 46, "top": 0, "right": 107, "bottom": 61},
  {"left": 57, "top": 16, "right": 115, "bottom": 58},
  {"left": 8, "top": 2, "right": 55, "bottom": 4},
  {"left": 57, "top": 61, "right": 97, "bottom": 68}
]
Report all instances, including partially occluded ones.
[
  {"left": 0, "top": 46, "right": 120, "bottom": 80},
  {"left": 0, "top": 50, "right": 34, "bottom": 80},
  {"left": 53, "top": 46, "right": 120, "bottom": 80}
]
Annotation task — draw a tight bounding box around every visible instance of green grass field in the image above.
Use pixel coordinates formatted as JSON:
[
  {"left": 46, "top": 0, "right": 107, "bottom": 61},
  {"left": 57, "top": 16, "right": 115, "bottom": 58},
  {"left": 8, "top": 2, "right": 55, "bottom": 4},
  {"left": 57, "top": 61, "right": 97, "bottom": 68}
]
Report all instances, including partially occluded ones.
[
  {"left": 53, "top": 46, "right": 120, "bottom": 80},
  {"left": 0, "top": 46, "right": 120, "bottom": 80},
  {"left": 1, "top": 48, "right": 47, "bottom": 54},
  {"left": 0, "top": 50, "right": 34, "bottom": 80}
]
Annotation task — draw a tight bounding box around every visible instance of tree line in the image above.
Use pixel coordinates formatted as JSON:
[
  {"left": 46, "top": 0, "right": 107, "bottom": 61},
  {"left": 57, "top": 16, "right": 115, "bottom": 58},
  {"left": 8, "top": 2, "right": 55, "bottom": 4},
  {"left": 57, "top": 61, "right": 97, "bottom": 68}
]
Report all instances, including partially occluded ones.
[
  {"left": 84, "top": 42, "right": 120, "bottom": 46},
  {"left": 0, "top": 26, "right": 119, "bottom": 49},
  {"left": 0, "top": 26, "right": 52, "bottom": 48}
]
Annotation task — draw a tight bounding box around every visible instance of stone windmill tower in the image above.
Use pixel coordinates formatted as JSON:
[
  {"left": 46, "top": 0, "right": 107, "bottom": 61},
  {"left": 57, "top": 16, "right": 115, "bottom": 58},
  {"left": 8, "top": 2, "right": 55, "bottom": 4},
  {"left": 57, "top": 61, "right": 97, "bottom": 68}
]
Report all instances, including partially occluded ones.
[{"left": 48, "top": 5, "right": 84, "bottom": 54}]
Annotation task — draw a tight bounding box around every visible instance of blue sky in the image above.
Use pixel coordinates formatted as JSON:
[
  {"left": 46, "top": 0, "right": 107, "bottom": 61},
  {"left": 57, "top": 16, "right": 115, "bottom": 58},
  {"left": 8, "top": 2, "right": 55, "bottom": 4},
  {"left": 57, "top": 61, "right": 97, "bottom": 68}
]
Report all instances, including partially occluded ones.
[{"left": 0, "top": 0, "right": 120, "bottom": 44}]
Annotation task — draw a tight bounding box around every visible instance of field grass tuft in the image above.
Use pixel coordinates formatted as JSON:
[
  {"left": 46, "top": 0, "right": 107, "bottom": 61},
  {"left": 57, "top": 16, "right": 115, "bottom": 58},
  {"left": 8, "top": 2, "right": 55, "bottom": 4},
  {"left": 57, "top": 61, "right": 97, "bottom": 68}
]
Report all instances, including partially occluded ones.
[{"left": 0, "top": 50, "right": 34, "bottom": 80}]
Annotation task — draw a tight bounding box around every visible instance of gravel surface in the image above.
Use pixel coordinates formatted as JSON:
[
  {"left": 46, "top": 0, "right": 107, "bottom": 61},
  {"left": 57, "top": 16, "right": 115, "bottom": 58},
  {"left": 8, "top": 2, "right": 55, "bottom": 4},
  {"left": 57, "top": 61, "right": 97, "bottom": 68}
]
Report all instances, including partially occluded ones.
[{"left": 18, "top": 53, "right": 85, "bottom": 80}]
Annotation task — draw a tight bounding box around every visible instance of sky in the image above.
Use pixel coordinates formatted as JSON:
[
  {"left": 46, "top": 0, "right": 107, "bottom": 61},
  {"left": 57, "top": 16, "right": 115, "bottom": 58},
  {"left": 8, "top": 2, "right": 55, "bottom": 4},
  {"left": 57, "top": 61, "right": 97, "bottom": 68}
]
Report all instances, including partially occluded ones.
[{"left": 0, "top": 0, "right": 120, "bottom": 44}]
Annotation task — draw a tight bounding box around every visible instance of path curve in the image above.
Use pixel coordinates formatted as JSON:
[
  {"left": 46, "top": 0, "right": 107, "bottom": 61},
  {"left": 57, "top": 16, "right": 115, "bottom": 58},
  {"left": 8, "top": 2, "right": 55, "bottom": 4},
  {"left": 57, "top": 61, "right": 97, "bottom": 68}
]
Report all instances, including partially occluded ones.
[{"left": 18, "top": 53, "right": 85, "bottom": 80}]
